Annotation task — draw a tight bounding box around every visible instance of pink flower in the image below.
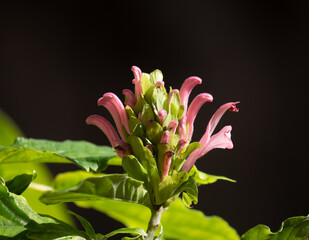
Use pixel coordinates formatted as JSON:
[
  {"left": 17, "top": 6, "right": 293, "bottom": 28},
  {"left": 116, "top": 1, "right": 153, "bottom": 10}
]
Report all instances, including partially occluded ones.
[
  {"left": 160, "top": 130, "right": 171, "bottom": 144},
  {"left": 158, "top": 110, "right": 167, "bottom": 125},
  {"left": 179, "top": 76, "right": 202, "bottom": 115},
  {"left": 181, "top": 102, "right": 239, "bottom": 172},
  {"left": 177, "top": 116, "right": 187, "bottom": 138},
  {"left": 186, "top": 93, "right": 213, "bottom": 140},
  {"left": 161, "top": 150, "right": 174, "bottom": 180},
  {"left": 122, "top": 89, "right": 136, "bottom": 108},
  {"left": 131, "top": 66, "right": 143, "bottom": 100},
  {"left": 98, "top": 93, "right": 130, "bottom": 140},
  {"left": 167, "top": 120, "right": 178, "bottom": 134},
  {"left": 86, "top": 115, "right": 131, "bottom": 158}
]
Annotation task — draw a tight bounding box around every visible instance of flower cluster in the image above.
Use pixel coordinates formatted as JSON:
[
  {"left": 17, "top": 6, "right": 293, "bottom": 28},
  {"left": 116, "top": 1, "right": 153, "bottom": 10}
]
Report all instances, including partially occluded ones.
[{"left": 87, "top": 66, "right": 238, "bottom": 181}]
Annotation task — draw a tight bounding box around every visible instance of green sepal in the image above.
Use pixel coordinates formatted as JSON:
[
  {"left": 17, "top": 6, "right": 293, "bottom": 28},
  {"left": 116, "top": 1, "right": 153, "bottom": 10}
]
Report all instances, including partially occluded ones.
[
  {"left": 134, "top": 94, "right": 147, "bottom": 114},
  {"left": 178, "top": 176, "right": 198, "bottom": 208},
  {"left": 122, "top": 155, "right": 148, "bottom": 183},
  {"left": 146, "top": 121, "right": 163, "bottom": 145},
  {"left": 164, "top": 90, "right": 181, "bottom": 127},
  {"left": 141, "top": 103, "right": 155, "bottom": 128},
  {"left": 156, "top": 143, "right": 171, "bottom": 176},
  {"left": 157, "top": 171, "right": 189, "bottom": 205},
  {"left": 125, "top": 106, "right": 136, "bottom": 118},
  {"left": 180, "top": 142, "right": 201, "bottom": 160},
  {"left": 6, "top": 171, "right": 37, "bottom": 195},
  {"left": 152, "top": 85, "right": 168, "bottom": 113},
  {"left": 126, "top": 136, "right": 160, "bottom": 205},
  {"left": 141, "top": 73, "right": 154, "bottom": 99},
  {"left": 150, "top": 69, "right": 163, "bottom": 84}
]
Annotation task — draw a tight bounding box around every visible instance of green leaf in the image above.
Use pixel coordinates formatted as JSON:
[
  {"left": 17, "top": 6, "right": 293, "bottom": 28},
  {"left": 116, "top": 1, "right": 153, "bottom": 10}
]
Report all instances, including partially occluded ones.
[
  {"left": 241, "top": 215, "right": 309, "bottom": 240},
  {"left": 141, "top": 104, "right": 155, "bottom": 128},
  {"left": 0, "top": 109, "right": 73, "bottom": 224},
  {"left": 146, "top": 121, "right": 163, "bottom": 145},
  {"left": 0, "top": 179, "right": 86, "bottom": 239},
  {"left": 6, "top": 171, "right": 37, "bottom": 195},
  {"left": 78, "top": 198, "right": 239, "bottom": 240},
  {"left": 103, "top": 227, "right": 147, "bottom": 240},
  {"left": 158, "top": 171, "right": 189, "bottom": 205},
  {"left": 68, "top": 211, "right": 96, "bottom": 240},
  {"left": 0, "top": 137, "right": 117, "bottom": 172},
  {"left": 190, "top": 166, "right": 236, "bottom": 186},
  {"left": 40, "top": 174, "right": 151, "bottom": 208},
  {"left": 122, "top": 155, "right": 148, "bottom": 183}
]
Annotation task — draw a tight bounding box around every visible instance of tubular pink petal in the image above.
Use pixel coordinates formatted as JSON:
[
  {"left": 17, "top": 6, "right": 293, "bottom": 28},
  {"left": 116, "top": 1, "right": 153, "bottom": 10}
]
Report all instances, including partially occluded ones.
[
  {"left": 161, "top": 150, "right": 174, "bottom": 181},
  {"left": 146, "top": 145, "right": 153, "bottom": 154},
  {"left": 199, "top": 101, "right": 239, "bottom": 147},
  {"left": 168, "top": 89, "right": 179, "bottom": 106},
  {"left": 86, "top": 115, "right": 120, "bottom": 147},
  {"left": 98, "top": 93, "right": 130, "bottom": 138},
  {"left": 201, "top": 125, "right": 233, "bottom": 156},
  {"left": 158, "top": 109, "right": 167, "bottom": 125},
  {"left": 131, "top": 66, "right": 143, "bottom": 99},
  {"left": 122, "top": 89, "right": 136, "bottom": 108},
  {"left": 181, "top": 150, "right": 200, "bottom": 172},
  {"left": 179, "top": 76, "right": 202, "bottom": 115},
  {"left": 160, "top": 130, "right": 171, "bottom": 144},
  {"left": 177, "top": 138, "right": 188, "bottom": 156},
  {"left": 186, "top": 93, "right": 213, "bottom": 140},
  {"left": 178, "top": 116, "right": 187, "bottom": 138},
  {"left": 167, "top": 120, "right": 178, "bottom": 134},
  {"left": 114, "top": 141, "right": 132, "bottom": 158}
]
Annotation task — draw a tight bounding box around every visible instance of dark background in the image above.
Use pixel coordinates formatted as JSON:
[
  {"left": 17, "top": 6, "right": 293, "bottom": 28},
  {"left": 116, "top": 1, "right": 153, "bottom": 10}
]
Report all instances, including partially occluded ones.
[{"left": 0, "top": 1, "right": 308, "bottom": 236}]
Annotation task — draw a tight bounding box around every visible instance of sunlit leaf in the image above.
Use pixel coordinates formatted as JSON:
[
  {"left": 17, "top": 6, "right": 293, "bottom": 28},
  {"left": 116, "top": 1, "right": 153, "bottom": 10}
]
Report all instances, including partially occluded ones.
[
  {"left": 241, "top": 215, "right": 309, "bottom": 240},
  {"left": 40, "top": 173, "right": 151, "bottom": 208},
  {"left": 0, "top": 137, "right": 117, "bottom": 172},
  {"left": 0, "top": 179, "right": 86, "bottom": 239}
]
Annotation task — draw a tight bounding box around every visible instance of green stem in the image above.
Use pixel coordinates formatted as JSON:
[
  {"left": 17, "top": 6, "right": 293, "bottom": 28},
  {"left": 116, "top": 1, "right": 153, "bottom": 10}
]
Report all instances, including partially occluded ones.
[{"left": 145, "top": 205, "right": 165, "bottom": 240}]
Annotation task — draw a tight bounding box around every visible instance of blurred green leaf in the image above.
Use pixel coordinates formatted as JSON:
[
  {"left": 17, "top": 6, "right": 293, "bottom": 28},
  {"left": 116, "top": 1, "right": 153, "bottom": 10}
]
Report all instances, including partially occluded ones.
[
  {"left": 6, "top": 171, "right": 37, "bottom": 195},
  {"left": 0, "top": 179, "right": 86, "bottom": 239},
  {"left": 190, "top": 166, "right": 236, "bottom": 186},
  {"left": 40, "top": 174, "right": 152, "bottom": 207},
  {"left": 103, "top": 227, "right": 147, "bottom": 240},
  {"left": 0, "top": 108, "right": 72, "bottom": 224},
  {"left": 241, "top": 215, "right": 309, "bottom": 240},
  {"left": 68, "top": 211, "right": 96, "bottom": 240},
  {"left": 77, "top": 198, "right": 239, "bottom": 240},
  {"left": 0, "top": 137, "right": 118, "bottom": 172}
]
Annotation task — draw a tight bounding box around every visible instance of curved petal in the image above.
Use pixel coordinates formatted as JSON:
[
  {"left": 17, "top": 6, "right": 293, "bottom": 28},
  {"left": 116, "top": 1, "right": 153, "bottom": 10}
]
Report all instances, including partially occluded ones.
[
  {"left": 186, "top": 93, "right": 213, "bottom": 140},
  {"left": 158, "top": 109, "right": 167, "bottom": 125},
  {"left": 131, "top": 66, "right": 143, "bottom": 99},
  {"left": 201, "top": 125, "right": 233, "bottom": 155},
  {"left": 98, "top": 93, "right": 130, "bottom": 139},
  {"left": 86, "top": 115, "right": 120, "bottom": 146},
  {"left": 167, "top": 120, "right": 178, "bottom": 134},
  {"left": 122, "top": 89, "right": 136, "bottom": 108},
  {"left": 177, "top": 116, "right": 187, "bottom": 138},
  {"left": 199, "top": 101, "right": 239, "bottom": 147},
  {"left": 161, "top": 150, "right": 174, "bottom": 180},
  {"left": 179, "top": 76, "right": 202, "bottom": 115}
]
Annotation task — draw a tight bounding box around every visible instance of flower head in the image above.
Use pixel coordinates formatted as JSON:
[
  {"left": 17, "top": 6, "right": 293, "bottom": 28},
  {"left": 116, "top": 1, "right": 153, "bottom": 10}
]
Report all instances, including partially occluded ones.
[{"left": 87, "top": 66, "right": 238, "bottom": 178}]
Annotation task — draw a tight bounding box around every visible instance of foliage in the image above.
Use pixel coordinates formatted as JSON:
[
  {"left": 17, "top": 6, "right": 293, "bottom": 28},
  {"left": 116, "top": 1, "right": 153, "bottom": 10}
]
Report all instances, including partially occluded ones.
[{"left": 1, "top": 67, "right": 307, "bottom": 239}]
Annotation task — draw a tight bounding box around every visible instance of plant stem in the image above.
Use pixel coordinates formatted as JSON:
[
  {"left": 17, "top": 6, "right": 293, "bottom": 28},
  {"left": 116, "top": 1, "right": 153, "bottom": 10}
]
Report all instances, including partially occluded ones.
[{"left": 145, "top": 205, "right": 165, "bottom": 240}]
